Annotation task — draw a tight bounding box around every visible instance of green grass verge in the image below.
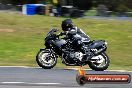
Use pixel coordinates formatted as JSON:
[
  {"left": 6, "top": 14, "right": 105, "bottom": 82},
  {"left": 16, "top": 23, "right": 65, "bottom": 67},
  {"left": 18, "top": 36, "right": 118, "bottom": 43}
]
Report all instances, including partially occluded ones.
[
  {"left": 84, "top": 10, "right": 97, "bottom": 16},
  {"left": 0, "top": 12, "right": 132, "bottom": 70}
]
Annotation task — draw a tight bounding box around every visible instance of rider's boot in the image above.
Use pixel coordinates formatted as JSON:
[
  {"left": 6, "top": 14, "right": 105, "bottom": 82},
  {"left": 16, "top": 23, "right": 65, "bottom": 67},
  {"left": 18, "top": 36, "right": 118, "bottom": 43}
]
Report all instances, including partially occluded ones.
[{"left": 82, "top": 48, "right": 94, "bottom": 62}]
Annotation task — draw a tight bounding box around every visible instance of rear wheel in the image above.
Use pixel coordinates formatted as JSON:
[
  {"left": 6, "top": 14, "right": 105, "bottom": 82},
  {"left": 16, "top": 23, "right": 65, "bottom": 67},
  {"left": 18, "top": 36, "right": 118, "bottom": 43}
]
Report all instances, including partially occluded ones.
[
  {"left": 36, "top": 49, "right": 57, "bottom": 69},
  {"left": 88, "top": 52, "right": 110, "bottom": 71}
]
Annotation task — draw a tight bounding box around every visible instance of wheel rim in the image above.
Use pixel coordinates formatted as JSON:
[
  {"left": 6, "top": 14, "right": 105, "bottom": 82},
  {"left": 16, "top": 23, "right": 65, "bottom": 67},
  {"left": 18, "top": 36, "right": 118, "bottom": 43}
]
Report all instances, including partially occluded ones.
[
  {"left": 91, "top": 53, "right": 107, "bottom": 67},
  {"left": 38, "top": 51, "right": 56, "bottom": 67}
]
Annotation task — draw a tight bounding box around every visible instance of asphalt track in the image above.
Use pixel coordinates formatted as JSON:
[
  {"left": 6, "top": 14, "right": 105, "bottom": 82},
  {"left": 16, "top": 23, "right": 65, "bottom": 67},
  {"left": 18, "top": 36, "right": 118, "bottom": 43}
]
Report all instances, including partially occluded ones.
[
  {"left": 83, "top": 16, "right": 132, "bottom": 20},
  {"left": 0, "top": 67, "right": 131, "bottom": 88}
]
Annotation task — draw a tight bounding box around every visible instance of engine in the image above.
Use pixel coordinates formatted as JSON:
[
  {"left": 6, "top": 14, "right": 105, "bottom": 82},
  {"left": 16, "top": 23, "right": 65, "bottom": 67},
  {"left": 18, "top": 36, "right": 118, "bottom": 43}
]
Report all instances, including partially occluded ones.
[
  {"left": 62, "top": 39, "right": 84, "bottom": 62},
  {"left": 69, "top": 52, "right": 84, "bottom": 61}
]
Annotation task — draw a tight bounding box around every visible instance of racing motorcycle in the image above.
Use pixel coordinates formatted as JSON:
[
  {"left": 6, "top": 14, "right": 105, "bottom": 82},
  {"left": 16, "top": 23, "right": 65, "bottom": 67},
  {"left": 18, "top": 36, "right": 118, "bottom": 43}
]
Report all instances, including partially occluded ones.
[{"left": 36, "top": 28, "right": 110, "bottom": 71}]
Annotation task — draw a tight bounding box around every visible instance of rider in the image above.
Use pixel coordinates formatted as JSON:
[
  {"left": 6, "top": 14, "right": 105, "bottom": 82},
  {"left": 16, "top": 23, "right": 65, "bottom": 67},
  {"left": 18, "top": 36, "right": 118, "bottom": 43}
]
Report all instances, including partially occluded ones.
[{"left": 60, "top": 19, "right": 93, "bottom": 61}]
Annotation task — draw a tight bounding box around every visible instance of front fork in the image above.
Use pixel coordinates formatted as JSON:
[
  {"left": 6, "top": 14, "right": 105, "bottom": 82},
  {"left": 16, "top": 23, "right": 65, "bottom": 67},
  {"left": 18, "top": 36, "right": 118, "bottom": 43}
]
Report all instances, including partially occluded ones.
[{"left": 78, "top": 66, "right": 86, "bottom": 76}]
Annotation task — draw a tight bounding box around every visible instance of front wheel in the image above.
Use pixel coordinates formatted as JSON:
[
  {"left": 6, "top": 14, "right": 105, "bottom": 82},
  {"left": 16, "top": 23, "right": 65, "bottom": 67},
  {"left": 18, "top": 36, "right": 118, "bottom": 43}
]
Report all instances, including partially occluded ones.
[
  {"left": 76, "top": 74, "right": 86, "bottom": 86},
  {"left": 88, "top": 52, "right": 110, "bottom": 71},
  {"left": 36, "top": 49, "right": 57, "bottom": 69}
]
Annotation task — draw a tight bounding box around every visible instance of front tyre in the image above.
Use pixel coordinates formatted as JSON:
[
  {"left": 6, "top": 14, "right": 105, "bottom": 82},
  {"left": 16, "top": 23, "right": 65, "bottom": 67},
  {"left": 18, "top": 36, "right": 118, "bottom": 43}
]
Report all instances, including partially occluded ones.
[
  {"left": 76, "top": 74, "right": 86, "bottom": 86},
  {"left": 88, "top": 52, "right": 110, "bottom": 71},
  {"left": 36, "top": 49, "right": 57, "bottom": 69}
]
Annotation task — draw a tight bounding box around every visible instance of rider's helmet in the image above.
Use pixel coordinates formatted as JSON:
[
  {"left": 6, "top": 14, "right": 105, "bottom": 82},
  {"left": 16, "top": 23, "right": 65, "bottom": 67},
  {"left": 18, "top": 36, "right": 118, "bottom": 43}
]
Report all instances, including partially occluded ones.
[{"left": 61, "top": 19, "right": 73, "bottom": 31}]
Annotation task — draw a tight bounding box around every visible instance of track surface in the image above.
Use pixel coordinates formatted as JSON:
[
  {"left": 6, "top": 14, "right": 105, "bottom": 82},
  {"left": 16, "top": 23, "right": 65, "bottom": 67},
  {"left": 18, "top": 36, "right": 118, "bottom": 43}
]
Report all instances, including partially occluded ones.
[{"left": 0, "top": 67, "right": 131, "bottom": 88}]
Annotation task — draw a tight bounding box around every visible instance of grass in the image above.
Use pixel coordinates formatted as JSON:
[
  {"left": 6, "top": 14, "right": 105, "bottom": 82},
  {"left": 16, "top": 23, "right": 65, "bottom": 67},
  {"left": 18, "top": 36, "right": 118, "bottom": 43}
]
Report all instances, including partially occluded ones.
[
  {"left": 0, "top": 12, "right": 132, "bottom": 70},
  {"left": 84, "top": 9, "right": 97, "bottom": 16}
]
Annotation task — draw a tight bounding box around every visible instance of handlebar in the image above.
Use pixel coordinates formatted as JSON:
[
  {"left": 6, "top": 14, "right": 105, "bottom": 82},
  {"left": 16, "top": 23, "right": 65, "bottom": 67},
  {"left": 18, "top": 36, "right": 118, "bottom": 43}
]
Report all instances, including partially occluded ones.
[
  {"left": 56, "top": 32, "right": 68, "bottom": 40},
  {"left": 59, "top": 32, "right": 67, "bottom": 36}
]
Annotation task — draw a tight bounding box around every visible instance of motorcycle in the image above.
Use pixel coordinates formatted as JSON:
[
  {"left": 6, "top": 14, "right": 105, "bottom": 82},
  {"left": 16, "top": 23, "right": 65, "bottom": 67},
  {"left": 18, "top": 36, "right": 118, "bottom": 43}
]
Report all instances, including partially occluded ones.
[{"left": 36, "top": 28, "right": 110, "bottom": 71}]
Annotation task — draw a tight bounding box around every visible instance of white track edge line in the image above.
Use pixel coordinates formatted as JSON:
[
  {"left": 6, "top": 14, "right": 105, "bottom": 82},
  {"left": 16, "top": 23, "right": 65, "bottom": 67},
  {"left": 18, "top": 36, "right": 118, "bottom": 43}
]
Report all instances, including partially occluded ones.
[
  {"left": 1, "top": 82, "right": 61, "bottom": 85},
  {"left": 65, "top": 68, "right": 132, "bottom": 72},
  {"left": 1, "top": 82, "right": 25, "bottom": 84},
  {"left": 0, "top": 66, "right": 132, "bottom": 72}
]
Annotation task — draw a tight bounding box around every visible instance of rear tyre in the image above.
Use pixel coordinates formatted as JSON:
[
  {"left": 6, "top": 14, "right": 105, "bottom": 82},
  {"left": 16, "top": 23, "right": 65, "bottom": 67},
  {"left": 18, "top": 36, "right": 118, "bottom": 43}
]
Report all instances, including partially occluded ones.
[
  {"left": 36, "top": 49, "right": 57, "bottom": 69},
  {"left": 88, "top": 52, "right": 110, "bottom": 71}
]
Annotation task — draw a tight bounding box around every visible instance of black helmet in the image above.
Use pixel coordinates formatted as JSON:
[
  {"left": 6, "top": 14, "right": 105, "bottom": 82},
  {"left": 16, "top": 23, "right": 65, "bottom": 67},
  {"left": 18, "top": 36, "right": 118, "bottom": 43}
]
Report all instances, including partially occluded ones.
[{"left": 61, "top": 19, "right": 73, "bottom": 31}]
